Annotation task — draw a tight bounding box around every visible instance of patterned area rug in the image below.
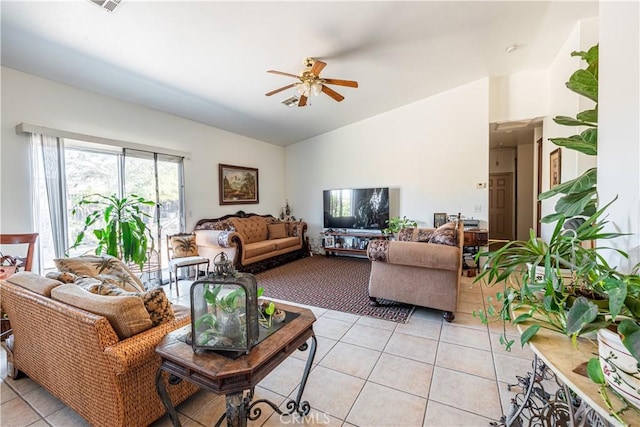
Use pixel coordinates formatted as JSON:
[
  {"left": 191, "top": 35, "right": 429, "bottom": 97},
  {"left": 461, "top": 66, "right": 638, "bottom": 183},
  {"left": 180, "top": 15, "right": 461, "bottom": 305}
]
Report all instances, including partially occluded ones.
[{"left": 254, "top": 255, "right": 415, "bottom": 323}]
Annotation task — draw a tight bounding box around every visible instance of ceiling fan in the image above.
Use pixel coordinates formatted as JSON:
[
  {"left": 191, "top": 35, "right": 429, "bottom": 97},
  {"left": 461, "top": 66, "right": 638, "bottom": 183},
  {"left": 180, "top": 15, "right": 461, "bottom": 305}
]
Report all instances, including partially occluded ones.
[{"left": 265, "top": 57, "right": 359, "bottom": 107}]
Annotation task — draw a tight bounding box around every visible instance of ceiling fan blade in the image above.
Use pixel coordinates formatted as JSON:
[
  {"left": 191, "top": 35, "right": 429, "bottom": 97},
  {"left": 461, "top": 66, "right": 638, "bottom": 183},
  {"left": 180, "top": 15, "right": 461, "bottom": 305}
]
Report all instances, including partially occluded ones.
[
  {"left": 298, "top": 95, "right": 308, "bottom": 107},
  {"left": 310, "top": 60, "right": 327, "bottom": 76},
  {"left": 323, "top": 78, "right": 359, "bottom": 88},
  {"left": 321, "top": 85, "right": 345, "bottom": 102},
  {"left": 267, "top": 70, "right": 300, "bottom": 79},
  {"left": 265, "top": 83, "right": 296, "bottom": 97}
]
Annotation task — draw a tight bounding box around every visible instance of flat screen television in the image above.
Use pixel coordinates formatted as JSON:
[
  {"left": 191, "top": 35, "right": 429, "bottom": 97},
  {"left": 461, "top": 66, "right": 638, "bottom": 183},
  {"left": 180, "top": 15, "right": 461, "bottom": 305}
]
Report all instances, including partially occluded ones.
[{"left": 323, "top": 187, "right": 390, "bottom": 230}]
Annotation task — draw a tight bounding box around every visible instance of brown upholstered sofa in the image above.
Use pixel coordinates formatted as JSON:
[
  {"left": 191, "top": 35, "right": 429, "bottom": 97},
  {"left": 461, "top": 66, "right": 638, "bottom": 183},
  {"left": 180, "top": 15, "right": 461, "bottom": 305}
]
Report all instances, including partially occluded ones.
[
  {"left": 367, "top": 221, "right": 464, "bottom": 322},
  {"left": 0, "top": 268, "right": 198, "bottom": 427},
  {"left": 193, "top": 212, "right": 308, "bottom": 273}
]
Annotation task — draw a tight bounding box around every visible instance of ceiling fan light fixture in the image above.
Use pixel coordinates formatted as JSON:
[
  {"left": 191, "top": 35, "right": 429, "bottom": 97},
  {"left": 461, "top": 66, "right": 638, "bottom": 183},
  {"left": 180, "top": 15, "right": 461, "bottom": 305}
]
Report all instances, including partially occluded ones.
[
  {"left": 296, "top": 82, "right": 310, "bottom": 96},
  {"left": 266, "top": 57, "right": 358, "bottom": 106},
  {"left": 311, "top": 81, "right": 323, "bottom": 96},
  {"left": 296, "top": 80, "right": 322, "bottom": 97}
]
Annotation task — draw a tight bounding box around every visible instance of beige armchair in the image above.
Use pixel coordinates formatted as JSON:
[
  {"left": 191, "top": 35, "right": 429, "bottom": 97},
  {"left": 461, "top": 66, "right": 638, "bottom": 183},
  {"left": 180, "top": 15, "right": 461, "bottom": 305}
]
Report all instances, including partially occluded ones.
[{"left": 367, "top": 221, "right": 464, "bottom": 322}]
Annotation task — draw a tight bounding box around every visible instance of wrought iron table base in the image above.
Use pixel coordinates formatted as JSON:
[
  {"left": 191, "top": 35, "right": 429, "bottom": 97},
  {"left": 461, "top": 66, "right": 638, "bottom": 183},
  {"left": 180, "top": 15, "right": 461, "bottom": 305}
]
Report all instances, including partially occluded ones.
[
  {"left": 493, "top": 354, "right": 611, "bottom": 427},
  {"left": 156, "top": 335, "right": 317, "bottom": 427}
]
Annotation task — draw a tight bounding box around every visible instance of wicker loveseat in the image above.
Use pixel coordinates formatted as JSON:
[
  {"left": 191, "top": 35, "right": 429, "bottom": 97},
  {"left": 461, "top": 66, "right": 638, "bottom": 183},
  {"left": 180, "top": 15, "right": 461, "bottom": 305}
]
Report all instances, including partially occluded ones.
[
  {"left": 193, "top": 211, "right": 308, "bottom": 273},
  {"left": 0, "top": 269, "right": 198, "bottom": 427},
  {"left": 367, "top": 221, "right": 464, "bottom": 322}
]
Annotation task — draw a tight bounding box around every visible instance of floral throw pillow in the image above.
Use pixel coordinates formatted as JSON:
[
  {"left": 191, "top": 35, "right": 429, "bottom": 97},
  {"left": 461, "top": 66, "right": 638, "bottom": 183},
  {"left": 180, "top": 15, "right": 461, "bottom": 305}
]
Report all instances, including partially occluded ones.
[
  {"left": 428, "top": 222, "right": 458, "bottom": 247},
  {"left": 170, "top": 234, "right": 198, "bottom": 258}
]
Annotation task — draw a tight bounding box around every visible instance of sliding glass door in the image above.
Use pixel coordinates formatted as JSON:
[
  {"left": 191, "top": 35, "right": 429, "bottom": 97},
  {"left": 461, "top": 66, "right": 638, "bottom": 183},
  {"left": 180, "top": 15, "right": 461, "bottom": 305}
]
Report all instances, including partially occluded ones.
[{"left": 124, "top": 149, "right": 185, "bottom": 285}]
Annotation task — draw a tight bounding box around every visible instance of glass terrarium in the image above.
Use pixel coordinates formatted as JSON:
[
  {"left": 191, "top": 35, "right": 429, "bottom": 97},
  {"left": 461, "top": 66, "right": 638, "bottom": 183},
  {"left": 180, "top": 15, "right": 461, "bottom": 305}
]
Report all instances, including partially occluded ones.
[{"left": 190, "top": 273, "right": 259, "bottom": 356}]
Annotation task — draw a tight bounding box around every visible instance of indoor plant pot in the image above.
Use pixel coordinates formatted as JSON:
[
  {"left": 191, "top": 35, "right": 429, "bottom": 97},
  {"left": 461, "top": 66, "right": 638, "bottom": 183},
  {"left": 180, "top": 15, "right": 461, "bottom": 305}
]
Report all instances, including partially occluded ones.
[{"left": 597, "top": 327, "right": 640, "bottom": 409}]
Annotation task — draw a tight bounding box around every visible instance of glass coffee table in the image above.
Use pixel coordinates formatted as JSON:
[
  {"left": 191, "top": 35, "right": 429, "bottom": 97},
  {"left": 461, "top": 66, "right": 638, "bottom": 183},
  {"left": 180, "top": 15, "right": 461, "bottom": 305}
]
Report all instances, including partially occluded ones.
[{"left": 155, "top": 302, "right": 317, "bottom": 427}]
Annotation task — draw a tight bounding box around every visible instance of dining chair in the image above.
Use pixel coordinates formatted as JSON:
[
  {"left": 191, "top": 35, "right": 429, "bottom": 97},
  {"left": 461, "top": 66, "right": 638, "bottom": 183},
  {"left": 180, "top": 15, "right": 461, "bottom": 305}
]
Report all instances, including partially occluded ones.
[{"left": 0, "top": 233, "right": 39, "bottom": 272}]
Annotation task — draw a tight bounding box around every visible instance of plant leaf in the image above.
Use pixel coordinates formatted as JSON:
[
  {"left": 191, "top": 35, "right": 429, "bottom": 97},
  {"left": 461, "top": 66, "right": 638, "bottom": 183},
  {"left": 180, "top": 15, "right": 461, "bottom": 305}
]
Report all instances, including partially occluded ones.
[
  {"left": 265, "top": 302, "right": 275, "bottom": 316},
  {"left": 539, "top": 212, "right": 565, "bottom": 224},
  {"left": 566, "top": 296, "right": 598, "bottom": 335},
  {"left": 618, "top": 319, "right": 640, "bottom": 364},
  {"left": 553, "top": 189, "right": 598, "bottom": 218},
  {"left": 553, "top": 115, "right": 596, "bottom": 127},
  {"left": 576, "top": 108, "right": 597, "bottom": 124},
  {"left": 538, "top": 168, "right": 597, "bottom": 199},
  {"left": 520, "top": 324, "right": 541, "bottom": 346},
  {"left": 603, "top": 277, "right": 627, "bottom": 320},
  {"left": 587, "top": 357, "right": 606, "bottom": 385},
  {"left": 548, "top": 134, "right": 597, "bottom": 156},
  {"left": 625, "top": 295, "right": 640, "bottom": 318},
  {"left": 572, "top": 45, "right": 598, "bottom": 73},
  {"left": 566, "top": 69, "right": 598, "bottom": 102}
]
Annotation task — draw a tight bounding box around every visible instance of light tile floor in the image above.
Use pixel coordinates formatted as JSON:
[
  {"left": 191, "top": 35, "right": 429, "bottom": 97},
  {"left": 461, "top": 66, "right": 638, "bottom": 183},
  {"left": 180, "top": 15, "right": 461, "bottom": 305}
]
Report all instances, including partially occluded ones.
[{"left": 1, "top": 275, "right": 535, "bottom": 426}]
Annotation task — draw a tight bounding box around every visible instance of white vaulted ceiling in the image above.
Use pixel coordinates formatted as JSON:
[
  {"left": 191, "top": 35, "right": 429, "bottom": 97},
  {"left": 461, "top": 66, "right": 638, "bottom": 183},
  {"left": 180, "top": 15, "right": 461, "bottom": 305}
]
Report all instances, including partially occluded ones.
[{"left": 1, "top": 1, "right": 598, "bottom": 146}]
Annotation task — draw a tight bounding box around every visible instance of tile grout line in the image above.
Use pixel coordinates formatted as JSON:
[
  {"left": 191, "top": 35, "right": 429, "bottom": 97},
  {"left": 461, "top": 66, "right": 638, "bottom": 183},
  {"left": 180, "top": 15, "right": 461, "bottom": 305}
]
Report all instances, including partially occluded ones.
[
  {"left": 480, "top": 276, "right": 509, "bottom": 421},
  {"left": 335, "top": 312, "right": 397, "bottom": 426},
  {"left": 421, "top": 314, "right": 445, "bottom": 426}
]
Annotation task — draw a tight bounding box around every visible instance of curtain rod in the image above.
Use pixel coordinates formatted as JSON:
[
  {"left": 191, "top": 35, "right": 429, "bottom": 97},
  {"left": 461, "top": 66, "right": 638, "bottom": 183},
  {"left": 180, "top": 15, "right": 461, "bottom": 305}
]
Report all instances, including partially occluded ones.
[{"left": 16, "top": 123, "right": 191, "bottom": 159}]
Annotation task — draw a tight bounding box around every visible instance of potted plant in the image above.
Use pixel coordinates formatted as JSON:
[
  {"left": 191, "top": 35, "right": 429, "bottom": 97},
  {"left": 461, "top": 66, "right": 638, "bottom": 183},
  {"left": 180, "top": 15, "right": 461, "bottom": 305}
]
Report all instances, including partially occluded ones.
[
  {"left": 69, "top": 193, "right": 156, "bottom": 271},
  {"left": 382, "top": 216, "right": 417, "bottom": 235},
  {"left": 474, "top": 202, "right": 629, "bottom": 343}
]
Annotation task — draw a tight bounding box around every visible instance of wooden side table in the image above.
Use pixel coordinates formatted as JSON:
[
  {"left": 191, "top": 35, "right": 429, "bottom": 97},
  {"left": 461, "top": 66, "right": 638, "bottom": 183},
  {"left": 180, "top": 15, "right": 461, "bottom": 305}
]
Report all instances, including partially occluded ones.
[{"left": 155, "top": 303, "right": 317, "bottom": 427}]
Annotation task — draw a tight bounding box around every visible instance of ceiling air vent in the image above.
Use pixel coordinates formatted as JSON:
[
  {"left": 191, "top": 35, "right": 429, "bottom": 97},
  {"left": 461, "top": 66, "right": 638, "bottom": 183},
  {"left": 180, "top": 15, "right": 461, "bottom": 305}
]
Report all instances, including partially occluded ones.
[
  {"left": 281, "top": 96, "right": 299, "bottom": 108},
  {"left": 89, "top": 0, "right": 122, "bottom": 12}
]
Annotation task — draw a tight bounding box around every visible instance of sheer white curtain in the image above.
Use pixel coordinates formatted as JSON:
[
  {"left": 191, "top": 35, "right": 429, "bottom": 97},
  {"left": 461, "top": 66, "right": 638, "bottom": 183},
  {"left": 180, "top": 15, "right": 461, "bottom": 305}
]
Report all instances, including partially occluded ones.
[{"left": 30, "top": 133, "right": 68, "bottom": 263}]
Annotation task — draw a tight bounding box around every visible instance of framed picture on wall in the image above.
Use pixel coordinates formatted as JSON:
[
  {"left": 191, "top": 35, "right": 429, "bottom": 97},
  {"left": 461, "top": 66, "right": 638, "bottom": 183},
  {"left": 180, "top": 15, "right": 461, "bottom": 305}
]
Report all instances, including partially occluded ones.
[
  {"left": 434, "top": 213, "right": 448, "bottom": 228},
  {"left": 218, "top": 164, "right": 259, "bottom": 205},
  {"left": 550, "top": 149, "right": 562, "bottom": 188}
]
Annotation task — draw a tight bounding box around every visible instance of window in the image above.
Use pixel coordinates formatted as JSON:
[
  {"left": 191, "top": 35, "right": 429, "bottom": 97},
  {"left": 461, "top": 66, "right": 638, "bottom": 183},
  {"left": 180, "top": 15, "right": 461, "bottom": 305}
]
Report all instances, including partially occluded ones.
[{"left": 33, "top": 136, "right": 185, "bottom": 285}]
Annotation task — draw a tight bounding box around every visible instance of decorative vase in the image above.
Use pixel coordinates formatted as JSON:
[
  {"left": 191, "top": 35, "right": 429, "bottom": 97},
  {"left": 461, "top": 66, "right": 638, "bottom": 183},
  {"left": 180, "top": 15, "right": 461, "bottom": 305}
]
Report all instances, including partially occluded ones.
[{"left": 597, "top": 328, "right": 640, "bottom": 409}]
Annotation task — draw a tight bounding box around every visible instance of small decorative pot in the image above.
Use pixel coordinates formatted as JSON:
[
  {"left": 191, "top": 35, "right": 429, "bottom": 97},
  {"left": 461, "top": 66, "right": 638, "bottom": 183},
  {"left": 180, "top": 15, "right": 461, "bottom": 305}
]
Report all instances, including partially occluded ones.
[{"left": 597, "top": 328, "right": 640, "bottom": 409}]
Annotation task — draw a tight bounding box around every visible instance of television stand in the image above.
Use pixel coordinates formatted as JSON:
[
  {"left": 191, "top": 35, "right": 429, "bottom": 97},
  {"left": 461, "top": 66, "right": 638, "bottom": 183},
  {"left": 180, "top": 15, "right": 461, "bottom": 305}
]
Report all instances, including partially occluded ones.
[{"left": 322, "top": 231, "right": 391, "bottom": 257}]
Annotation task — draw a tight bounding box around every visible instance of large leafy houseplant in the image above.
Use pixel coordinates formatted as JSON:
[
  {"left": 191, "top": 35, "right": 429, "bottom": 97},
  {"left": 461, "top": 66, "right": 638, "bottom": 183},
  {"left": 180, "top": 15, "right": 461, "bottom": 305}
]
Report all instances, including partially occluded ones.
[
  {"left": 69, "top": 193, "right": 156, "bottom": 270},
  {"left": 474, "top": 202, "right": 632, "bottom": 348},
  {"left": 538, "top": 44, "right": 598, "bottom": 227}
]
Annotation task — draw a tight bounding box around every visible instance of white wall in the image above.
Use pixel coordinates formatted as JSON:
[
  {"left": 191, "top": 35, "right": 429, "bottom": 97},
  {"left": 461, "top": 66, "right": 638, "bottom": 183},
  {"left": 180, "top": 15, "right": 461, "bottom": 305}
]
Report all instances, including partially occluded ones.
[
  {"left": 489, "top": 148, "right": 516, "bottom": 174},
  {"left": 598, "top": 1, "right": 640, "bottom": 271},
  {"left": 285, "top": 79, "right": 490, "bottom": 245},
  {"left": 489, "top": 70, "right": 548, "bottom": 123},
  {"left": 0, "top": 67, "right": 285, "bottom": 233}
]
